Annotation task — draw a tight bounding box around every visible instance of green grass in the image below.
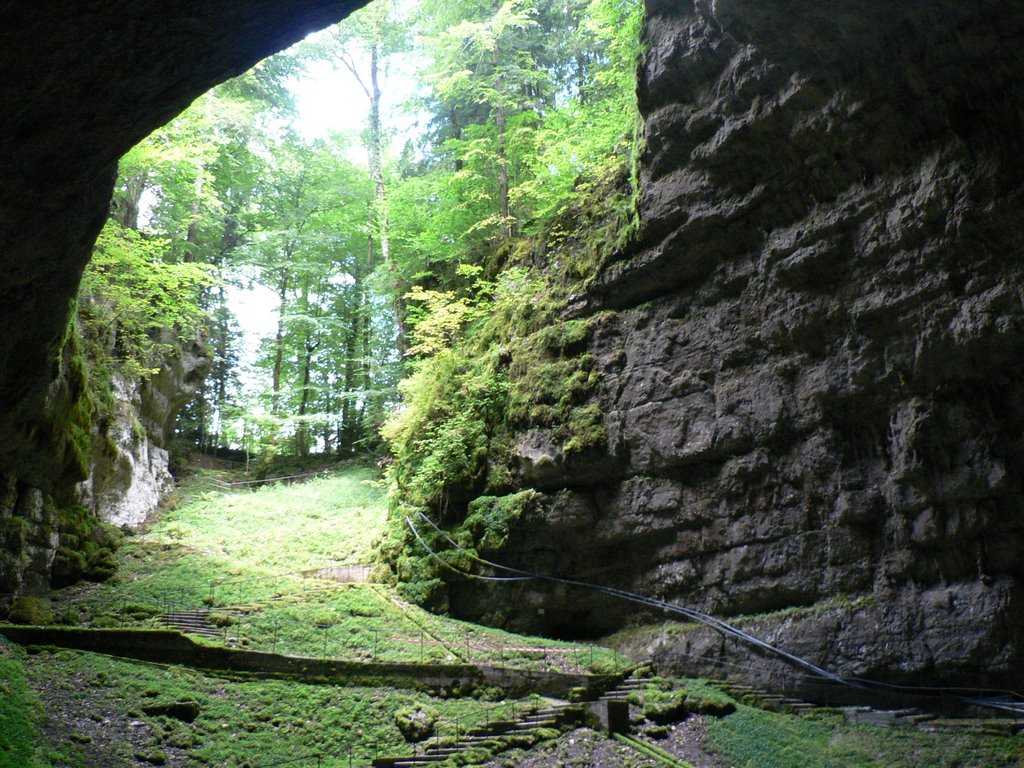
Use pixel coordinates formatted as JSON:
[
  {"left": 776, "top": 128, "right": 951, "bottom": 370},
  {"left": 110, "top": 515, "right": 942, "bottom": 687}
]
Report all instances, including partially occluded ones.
[
  {"left": 0, "top": 642, "right": 58, "bottom": 768},
  {"left": 54, "top": 466, "right": 387, "bottom": 610},
  {"left": 14, "top": 464, "right": 1024, "bottom": 767},
  {"left": 709, "top": 701, "right": 1024, "bottom": 768},
  {"left": 613, "top": 678, "right": 1024, "bottom": 768}
]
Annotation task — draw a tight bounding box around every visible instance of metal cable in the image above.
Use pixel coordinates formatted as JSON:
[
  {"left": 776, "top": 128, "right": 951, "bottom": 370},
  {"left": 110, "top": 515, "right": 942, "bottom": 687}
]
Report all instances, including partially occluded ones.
[{"left": 406, "top": 512, "right": 1024, "bottom": 715}]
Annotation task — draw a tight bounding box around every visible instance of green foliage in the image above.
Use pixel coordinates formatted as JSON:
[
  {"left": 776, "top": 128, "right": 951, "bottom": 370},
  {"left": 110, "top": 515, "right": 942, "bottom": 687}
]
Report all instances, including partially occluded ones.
[
  {"left": 79, "top": 220, "right": 213, "bottom": 382},
  {"left": 44, "top": 312, "right": 101, "bottom": 484},
  {"left": 383, "top": 349, "right": 508, "bottom": 508},
  {"left": 464, "top": 490, "right": 545, "bottom": 553}
]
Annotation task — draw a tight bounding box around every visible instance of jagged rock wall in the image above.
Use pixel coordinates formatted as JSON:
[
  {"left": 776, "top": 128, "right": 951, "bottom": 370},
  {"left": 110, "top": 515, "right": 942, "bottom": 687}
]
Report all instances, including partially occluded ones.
[
  {"left": 1, "top": 335, "right": 209, "bottom": 599},
  {"left": 447, "top": 0, "right": 1024, "bottom": 689},
  {"left": 0, "top": 483, "right": 59, "bottom": 597}
]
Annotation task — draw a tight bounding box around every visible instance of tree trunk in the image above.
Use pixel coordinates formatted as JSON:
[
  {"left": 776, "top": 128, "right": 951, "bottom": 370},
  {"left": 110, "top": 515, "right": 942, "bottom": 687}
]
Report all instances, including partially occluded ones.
[{"left": 271, "top": 268, "right": 290, "bottom": 418}]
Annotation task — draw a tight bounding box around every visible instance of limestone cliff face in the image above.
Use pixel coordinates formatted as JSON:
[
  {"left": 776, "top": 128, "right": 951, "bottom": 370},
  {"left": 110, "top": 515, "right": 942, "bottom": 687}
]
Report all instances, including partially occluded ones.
[
  {"left": 0, "top": 335, "right": 209, "bottom": 600},
  {"left": 78, "top": 334, "right": 210, "bottom": 529},
  {"left": 447, "top": 0, "right": 1024, "bottom": 689}
]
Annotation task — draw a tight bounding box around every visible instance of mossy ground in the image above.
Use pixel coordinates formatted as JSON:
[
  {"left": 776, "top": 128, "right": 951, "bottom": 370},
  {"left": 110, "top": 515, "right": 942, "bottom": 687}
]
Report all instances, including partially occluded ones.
[
  {"left": 4, "top": 463, "right": 626, "bottom": 766},
  {"left": 617, "top": 677, "right": 1024, "bottom": 768},
  {"left": 708, "top": 702, "right": 1024, "bottom": 768},
  {"left": 6, "top": 466, "right": 1024, "bottom": 767},
  {"left": 0, "top": 640, "right": 52, "bottom": 768}
]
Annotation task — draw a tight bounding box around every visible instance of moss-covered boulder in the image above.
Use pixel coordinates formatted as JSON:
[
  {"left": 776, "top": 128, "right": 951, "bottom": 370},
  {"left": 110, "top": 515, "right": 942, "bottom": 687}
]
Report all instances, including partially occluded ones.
[{"left": 395, "top": 705, "right": 438, "bottom": 743}]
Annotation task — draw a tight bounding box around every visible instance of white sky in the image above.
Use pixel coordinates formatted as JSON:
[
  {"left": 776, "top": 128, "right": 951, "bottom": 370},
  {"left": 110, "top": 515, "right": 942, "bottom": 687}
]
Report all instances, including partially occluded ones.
[{"left": 230, "top": 24, "right": 421, "bottom": 399}]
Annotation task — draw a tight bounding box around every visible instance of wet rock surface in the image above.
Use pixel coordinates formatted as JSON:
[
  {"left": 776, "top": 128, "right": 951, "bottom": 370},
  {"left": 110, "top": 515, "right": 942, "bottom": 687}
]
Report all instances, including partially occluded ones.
[{"left": 449, "top": 0, "right": 1024, "bottom": 689}]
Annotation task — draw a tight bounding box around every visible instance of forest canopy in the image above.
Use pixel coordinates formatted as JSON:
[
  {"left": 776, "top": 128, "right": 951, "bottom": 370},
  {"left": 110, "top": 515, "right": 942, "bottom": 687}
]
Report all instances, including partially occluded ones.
[{"left": 80, "top": 0, "right": 643, "bottom": 466}]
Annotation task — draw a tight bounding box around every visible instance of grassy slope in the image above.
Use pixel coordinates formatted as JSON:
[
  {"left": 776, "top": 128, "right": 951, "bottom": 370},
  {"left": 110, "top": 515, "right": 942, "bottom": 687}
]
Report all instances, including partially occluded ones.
[
  {"left": 12, "top": 464, "right": 568, "bottom": 767},
  {"left": 624, "top": 677, "right": 1024, "bottom": 768},
  {"left": 709, "top": 704, "right": 1024, "bottom": 768},
  {"left": 52, "top": 466, "right": 623, "bottom": 672},
  {"left": 102, "top": 465, "right": 386, "bottom": 606},
  {"left": 21, "top": 464, "right": 1017, "bottom": 766},
  {"left": 0, "top": 642, "right": 51, "bottom": 768}
]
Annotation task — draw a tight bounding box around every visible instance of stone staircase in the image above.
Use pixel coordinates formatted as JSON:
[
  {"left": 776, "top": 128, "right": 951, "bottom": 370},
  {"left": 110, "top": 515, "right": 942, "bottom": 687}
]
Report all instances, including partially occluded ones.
[
  {"left": 717, "top": 682, "right": 958, "bottom": 730},
  {"left": 716, "top": 681, "right": 818, "bottom": 714},
  {"left": 372, "top": 700, "right": 574, "bottom": 768},
  {"left": 370, "top": 671, "right": 659, "bottom": 768},
  {"left": 597, "top": 675, "right": 647, "bottom": 703},
  {"left": 158, "top": 609, "right": 223, "bottom": 640}
]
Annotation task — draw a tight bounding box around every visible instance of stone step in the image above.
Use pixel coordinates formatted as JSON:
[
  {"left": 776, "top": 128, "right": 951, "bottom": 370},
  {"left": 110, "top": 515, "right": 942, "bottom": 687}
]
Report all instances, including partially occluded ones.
[{"left": 422, "top": 746, "right": 461, "bottom": 756}]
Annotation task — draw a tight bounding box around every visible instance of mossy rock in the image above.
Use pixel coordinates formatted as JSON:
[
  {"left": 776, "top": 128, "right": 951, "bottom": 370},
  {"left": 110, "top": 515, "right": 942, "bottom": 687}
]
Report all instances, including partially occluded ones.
[
  {"left": 394, "top": 705, "right": 437, "bottom": 742},
  {"left": 206, "top": 611, "right": 234, "bottom": 628},
  {"left": 85, "top": 549, "right": 118, "bottom": 582},
  {"left": 6, "top": 596, "right": 54, "bottom": 625},
  {"left": 644, "top": 690, "right": 690, "bottom": 724},
  {"left": 134, "top": 748, "right": 167, "bottom": 765},
  {"left": 452, "top": 746, "right": 494, "bottom": 766},
  {"left": 121, "top": 603, "right": 161, "bottom": 620},
  {"left": 52, "top": 547, "right": 88, "bottom": 587},
  {"left": 646, "top": 725, "right": 670, "bottom": 739},
  {"left": 464, "top": 490, "right": 546, "bottom": 553},
  {"left": 0, "top": 515, "right": 29, "bottom": 551},
  {"left": 141, "top": 700, "right": 201, "bottom": 723},
  {"left": 52, "top": 505, "right": 121, "bottom": 587}
]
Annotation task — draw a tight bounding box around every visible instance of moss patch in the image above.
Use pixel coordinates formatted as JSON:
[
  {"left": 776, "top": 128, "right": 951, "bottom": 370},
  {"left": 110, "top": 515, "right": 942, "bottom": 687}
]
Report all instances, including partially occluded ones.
[{"left": 52, "top": 504, "right": 122, "bottom": 587}]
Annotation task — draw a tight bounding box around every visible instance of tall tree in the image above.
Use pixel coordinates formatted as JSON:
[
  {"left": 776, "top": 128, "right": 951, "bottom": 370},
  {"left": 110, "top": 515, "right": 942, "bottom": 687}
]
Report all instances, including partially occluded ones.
[{"left": 309, "top": 0, "right": 412, "bottom": 353}]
